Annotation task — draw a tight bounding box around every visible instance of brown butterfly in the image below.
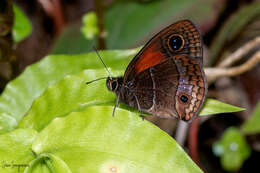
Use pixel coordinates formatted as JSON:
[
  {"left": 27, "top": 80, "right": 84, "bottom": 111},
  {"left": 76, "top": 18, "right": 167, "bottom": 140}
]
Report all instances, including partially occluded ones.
[{"left": 105, "top": 20, "right": 207, "bottom": 122}]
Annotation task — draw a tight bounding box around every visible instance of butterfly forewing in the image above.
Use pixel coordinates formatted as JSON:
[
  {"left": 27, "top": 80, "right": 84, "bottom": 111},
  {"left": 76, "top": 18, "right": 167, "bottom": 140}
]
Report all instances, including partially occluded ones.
[{"left": 124, "top": 20, "right": 202, "bottom": 82}]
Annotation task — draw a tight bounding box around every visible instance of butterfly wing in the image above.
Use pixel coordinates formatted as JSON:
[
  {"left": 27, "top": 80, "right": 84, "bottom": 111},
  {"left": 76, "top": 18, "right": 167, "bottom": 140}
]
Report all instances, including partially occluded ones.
[
  {"left": 122, "top": 20, "right": 206, "bottom": 121},
  {"left": 124, "top": 20, "right": 203, "bottom": 82}
]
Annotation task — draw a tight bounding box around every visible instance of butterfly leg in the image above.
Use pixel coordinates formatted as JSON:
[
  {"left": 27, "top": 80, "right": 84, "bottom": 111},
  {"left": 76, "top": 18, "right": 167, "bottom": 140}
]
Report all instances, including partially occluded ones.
[
  {"left": 112, "top": 95, "right": 120, "bottom": 117},
  {"left": 140, "top": 115, "right": 145, "bottom": 121},
  {"left": 133, "top": 94, "right": 145, "bottom": 121}
]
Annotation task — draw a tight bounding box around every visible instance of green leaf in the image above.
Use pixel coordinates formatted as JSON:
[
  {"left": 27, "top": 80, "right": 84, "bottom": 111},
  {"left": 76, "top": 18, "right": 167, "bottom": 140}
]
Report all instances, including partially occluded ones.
[
  {"left": 0, "top": 128, "right": 37, "bottom": 173},
  {"left": 31, "top": 106, "right": 202, "bottom": 173},
  {"left": 199, "top": 98, "right": 245, "bottom": 116},
  {"left": 24, "top": 154, "right": 72, "bottom": 173},
  {"left": 13, "top": 5, "right": 32, "bottom": 42},
  {"left": 24, "top": 155, "right": 50, "bottom": 173},
  {"left": 19, "top": 69, "right": 123, "bottom": 131},
  {"left": 212, "top": 127, "right": 251, "bottom": 172},
  {"left": 241, "top": 101, "right": 260, "bottom": 135},
  {"left": 81, "top": 12, "right": 99, "bottom": 40},
  {"left": 0, "top": 112, "right": 18, "bottom": 133},
  {"left": 0, "top": 49, "right": 138, "bottom": 134}
]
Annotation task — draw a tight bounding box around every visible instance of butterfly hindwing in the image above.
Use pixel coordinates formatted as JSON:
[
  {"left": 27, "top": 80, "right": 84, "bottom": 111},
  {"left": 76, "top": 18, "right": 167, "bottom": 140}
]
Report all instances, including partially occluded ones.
[{"left": 127, "top": 54, "right": 206, "bottom": 121}]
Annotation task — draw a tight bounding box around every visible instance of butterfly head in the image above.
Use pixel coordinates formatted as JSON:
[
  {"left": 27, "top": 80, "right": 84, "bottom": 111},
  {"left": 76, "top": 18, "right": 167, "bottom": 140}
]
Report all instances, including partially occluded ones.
[{"left": 106, "top": 77, "right": 123, "bottom": 92}]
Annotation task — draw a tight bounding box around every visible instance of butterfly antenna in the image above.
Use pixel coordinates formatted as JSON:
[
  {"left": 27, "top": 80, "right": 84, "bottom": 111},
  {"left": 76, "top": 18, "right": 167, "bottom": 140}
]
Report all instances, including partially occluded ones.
[
  {"left": 86, "top": 77, "right": 107, "bottom": 85},
  {"left": 93, "top": 46, "right": 112, "bottom": 79}
]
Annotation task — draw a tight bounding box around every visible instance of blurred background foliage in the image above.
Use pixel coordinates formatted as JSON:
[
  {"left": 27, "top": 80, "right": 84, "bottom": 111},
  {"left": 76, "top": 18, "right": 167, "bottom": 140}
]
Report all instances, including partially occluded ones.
[{"left": 0, "top": 0, "right": 260, "bottom": 172}]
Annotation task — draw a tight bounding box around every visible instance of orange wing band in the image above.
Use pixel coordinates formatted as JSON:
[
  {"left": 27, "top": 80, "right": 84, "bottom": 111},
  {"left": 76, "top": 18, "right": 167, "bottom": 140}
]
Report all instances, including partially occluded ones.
[{"left": 135, "top": 50, "right": 165, "bottom": 74}]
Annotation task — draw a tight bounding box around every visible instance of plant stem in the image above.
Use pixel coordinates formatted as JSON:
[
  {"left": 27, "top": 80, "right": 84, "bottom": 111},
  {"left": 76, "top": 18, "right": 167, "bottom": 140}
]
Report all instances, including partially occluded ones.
[
  {"left": 94, "top": 0, "right": 106, "bottom": 50},
  {"left": 188, "top": 116, "right": 200, "bottom": 167}
]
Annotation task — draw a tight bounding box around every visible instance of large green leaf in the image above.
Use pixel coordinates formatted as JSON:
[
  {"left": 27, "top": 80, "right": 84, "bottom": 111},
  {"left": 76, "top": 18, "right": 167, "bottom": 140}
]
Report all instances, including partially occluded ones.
[
  {"left": 19, "top": 69, "right": 123, "bottom": 131},
  {"left": 0, "top": 49, "right": 138, "bottom": 134},
  {"left": 30, "top": 106, "right": 202, "bottom": 173},
  {"left": 241, "top": 101, "right": 260, "bottom": 135},
  {"left": 19, "top": 68, "right": 245, "bottom": 132},
  {"left": 0, "top": 128, "right": 37, "bottom": 173},
  {"left": 1, "top": 107, "right": 202, "bottom": 172}
]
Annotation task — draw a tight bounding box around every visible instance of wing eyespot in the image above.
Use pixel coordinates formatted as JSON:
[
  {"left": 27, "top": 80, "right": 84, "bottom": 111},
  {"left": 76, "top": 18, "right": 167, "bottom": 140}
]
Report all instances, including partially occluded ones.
[
  {"left": 167, "top": 34, "right": 185, "bottom": 52},
  {"left": 180, "top": 95, "right": 188, "bottom": 103},
  {"left": 178, "top": 93, "right": 190, "bottom": 105}
]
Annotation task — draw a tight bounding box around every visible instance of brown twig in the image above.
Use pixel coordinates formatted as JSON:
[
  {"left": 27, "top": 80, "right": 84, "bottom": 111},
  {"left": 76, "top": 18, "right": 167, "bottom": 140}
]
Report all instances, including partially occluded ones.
[
  {"left": 94, "top": 0, "right": 106, "bottom": 50},
  {"left": 205, "top": 37, "right": 260, "bottom": 84},
  {"left": 218, "top": 37, "right": 260, "bottom": 68},
  {"left": 205, "top": 50, "right": 260, "bottom": 83}
]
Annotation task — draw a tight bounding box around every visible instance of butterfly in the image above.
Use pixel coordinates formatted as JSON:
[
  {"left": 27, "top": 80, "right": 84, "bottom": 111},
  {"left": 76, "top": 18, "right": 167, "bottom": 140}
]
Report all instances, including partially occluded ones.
[{"left": 104, "top": 20, "right": 207, "bottom": 122}]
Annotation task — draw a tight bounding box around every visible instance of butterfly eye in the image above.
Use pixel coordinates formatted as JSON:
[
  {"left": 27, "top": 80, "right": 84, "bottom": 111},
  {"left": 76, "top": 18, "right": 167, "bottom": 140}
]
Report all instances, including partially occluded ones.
[
  {"left": 180, "top": 95, "right": 189, "bottom": 103},
  {"left": 111, "top": 81, "right": 118, "bottom": 91},
  {"left": 168, "top": 34, "right": 184, "bottom": 52}
]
